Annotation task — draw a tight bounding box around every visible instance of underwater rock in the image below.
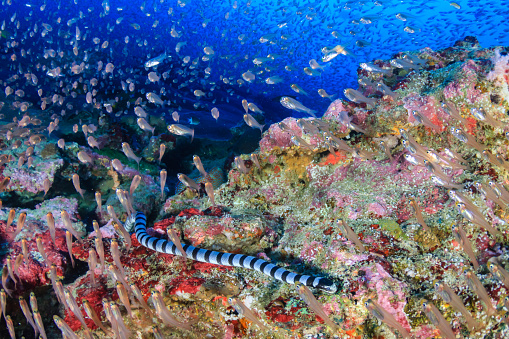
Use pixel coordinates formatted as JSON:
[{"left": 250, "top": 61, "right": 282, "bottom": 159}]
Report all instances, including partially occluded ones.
[
  {"left": 3, "top": 156, "right": 63, "bottom": 196},
  {"left": 178, "top": 211, "right": 277, "bottom": 254},
  {"left": 141, "top": 134, "right": 175, "bottom": 163},
  {"left": 163, "top": 196, "right": 202, "bottom": 215},
  {"left": 0, "top": 196, "right": 81, "bottom": 294}
]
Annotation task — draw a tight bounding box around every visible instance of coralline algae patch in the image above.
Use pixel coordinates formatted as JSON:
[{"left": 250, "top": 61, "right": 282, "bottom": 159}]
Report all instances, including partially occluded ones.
[{"left": 3, "top": 158, "right": 64, "bottom": 195}]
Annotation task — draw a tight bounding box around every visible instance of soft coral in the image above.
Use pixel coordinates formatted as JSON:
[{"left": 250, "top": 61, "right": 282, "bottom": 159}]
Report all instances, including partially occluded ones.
[{"left": 486, "top": 48, "right": 509, "bottom": 84}]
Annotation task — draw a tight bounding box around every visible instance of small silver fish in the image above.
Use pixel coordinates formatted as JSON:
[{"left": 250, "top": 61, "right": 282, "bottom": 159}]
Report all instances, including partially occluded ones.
[
  {"left": 53, "top": 315, "right": 80, "bottom": 339},
  {"left": 159, "top": 144, "right": 166, "bottom": 162},
  {"left": 122, "top": 142, "right": 142, "bottom": 167},
  {"left": 228, "top": 297, "right": 268, "bottom": 331},
  {"left": 343, "top": 88, "right": 376, "bottom": 108},
  {"left": 33, "top": 310, "right": 48, "bottom": 339},
  {"left": 72, "top": 174, "right": 85, "bottom": 198},
  {"left": 65, "top": 231, "right": 75, "bottom": 267},
  {"left": 360, "top": 62, "right": 392, "bottom": 76},
  {"left": 193, "top": 155, "right": 208, "bottom": 178},
  {"left": 211, "top": 107, "right": 220, "bottom": 121},
  {"left": 409, "top": 197, "right": 430, "bottom": 231},
  {"left": 451, "top": 224, "right": 479, "bottom": 270},
  {"left": 160, "top": 170, "right": 167, "bottom": 199},
  {"left": 168, "top": 124, "right": 194, "bottom": 142},
  {"left": 61, "top": 210, "right": 82, "bottom": 242},
  {"left": 137, "top": 118, "right": 155, "bottom": 134},
  {"left": 488, "top": 258, "right": 509, "bottom": 289},
  {"left": 243, "top": 113, "right": 265, "bottom": 134},
  {"left": 280, "top": 97, "right": 316, "bottom": 117},
  {"left": 145, "top": 52, "right": 167, "bottom": 68},
  {"left": 116, "top": 281, "right": 134, "bottom": 318},
  {"left": 433, "top": 280, "right": 479, "bottom": 331},
  {"left": 110, "top": 239, "right": 125, "bottom": 276},
  {"left": 248, "top": 103, "right": 264, "bottom": 114},
  {"left": 290, "top": 84, "right": 310, "bottom": 96},
  {"left": 421, "top": 300, "right": 455, "bottom": 339},
  {"left": 19, "top": 296, "right": 39, "bottom": 337},
  {"left": 318, "top": 89, "right": 336, "bottom": 100},
  {"left": 177, "top": 173, "right": 201, "bottom": 192},
  {"left": 6, "top": 315, "right": 16, "bottom": 339},
  {"left": 167, "top": 229, "right": 187, "bottom": 259},
  {"left": 463, "top": 268, "right": 496, "bottom": 316},
  {"left": 365, "top": 299, "right": 410, "bottom": 338},
  {"left": 146, "top": 92, "right": 164, "bottom": 105},
  {"left": 204, "top": 182, "right": 215, "bottom": 206},
  {"left": 336, "top": 219, "right": 366, "bottom": 252},
  {"left": 296, "top": 283, "right": 338, "bottom": 331}
]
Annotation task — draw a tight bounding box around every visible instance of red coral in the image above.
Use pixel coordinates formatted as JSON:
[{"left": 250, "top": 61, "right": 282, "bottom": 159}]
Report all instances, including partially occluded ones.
[
  {"left": 265, "top": 300, "right": 295, "bottom": 323},
  {"left": 203, "top": 206, "right": 226, "bottom": 217},
  {"left": 2, "top": 227, "right": 69, "bottom": 294},
  {"left": 153, "top": 217, "right": 176, "bottom": 232},
  {"left": 64, "top": 275, "right": 114, "bottom": 331},
  {"left": 168, "top": 276, "right": 204, "bottom": 295},
  {"left": 178, "top": 208, "right": 204, "bottom": 218}
]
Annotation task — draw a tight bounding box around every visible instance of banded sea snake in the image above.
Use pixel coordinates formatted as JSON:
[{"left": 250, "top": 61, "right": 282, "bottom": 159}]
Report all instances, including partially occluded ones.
[{"left": 125, "top": 211, "right": 337, "bottom": 293}]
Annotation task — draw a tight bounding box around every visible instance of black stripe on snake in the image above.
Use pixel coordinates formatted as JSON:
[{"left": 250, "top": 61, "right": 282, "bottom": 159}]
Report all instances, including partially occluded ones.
[{"left": 125, "top": 211, "right": 337, "bottom": 293}]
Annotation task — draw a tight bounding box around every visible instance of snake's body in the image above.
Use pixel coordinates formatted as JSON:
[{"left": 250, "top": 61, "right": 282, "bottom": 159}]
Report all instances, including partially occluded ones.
[{"left": 127, "top": 212, "right": 337, "bottom": 293}]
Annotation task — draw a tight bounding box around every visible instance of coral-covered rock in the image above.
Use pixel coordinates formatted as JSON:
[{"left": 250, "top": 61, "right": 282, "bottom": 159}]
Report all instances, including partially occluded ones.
[
  {"left": 178, "top": 212, "right": 276, "bottom": 254},
  {"left": 4, "top": 157, "right": 63, "bottom": 195}
]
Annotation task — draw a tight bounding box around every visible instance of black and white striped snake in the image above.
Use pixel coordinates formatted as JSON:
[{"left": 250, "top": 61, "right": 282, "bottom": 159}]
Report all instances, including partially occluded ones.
[{"left": 125, "top": 211, "right": 337, "bottom": 293}]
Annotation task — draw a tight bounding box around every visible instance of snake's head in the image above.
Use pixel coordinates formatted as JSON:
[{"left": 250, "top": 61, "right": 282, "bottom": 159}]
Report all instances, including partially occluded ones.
[{"left": 123, "top": 212, "right": 138, "bottom": 233}]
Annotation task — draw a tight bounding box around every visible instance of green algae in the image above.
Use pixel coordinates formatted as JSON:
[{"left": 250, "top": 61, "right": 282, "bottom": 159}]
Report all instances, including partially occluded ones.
[{"left": 379, "top": 219, "right": 408, "bottom": 241}]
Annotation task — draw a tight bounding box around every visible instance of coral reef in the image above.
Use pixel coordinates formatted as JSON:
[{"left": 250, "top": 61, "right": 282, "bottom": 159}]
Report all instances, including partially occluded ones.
[{"left": 2, "top": 39, "right": 509, "bottom": 339}]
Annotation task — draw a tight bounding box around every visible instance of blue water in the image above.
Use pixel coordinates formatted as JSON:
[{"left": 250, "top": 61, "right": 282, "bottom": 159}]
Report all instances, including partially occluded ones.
[{"left": 2, "top": 0, "right": 509, "bottom": 139}]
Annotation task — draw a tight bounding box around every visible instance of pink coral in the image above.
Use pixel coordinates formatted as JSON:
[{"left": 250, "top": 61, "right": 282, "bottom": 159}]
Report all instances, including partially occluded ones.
[
  {"left": 300, "top": 241, "right": 324, "bottom": 262},
  {"left": 486, "top": 49, "right": 509, "bottom": 85},
  {"left": 323, "top": 99, "right": 349, "bottom": 121},
  {"left": 5, "top": 158, "right": 63, "bottom": 194},
  {"left": 443, "top": 60, "right": 487, "bottom": 104},
  {"left": 361, "top": 263, "right": 411, "bottom": 331},
  {"left": 403, "top": 94, "right": 446, "bottom": 131},
  {"left": 259, "top": 117, "right": 303, "bottom": 153}
]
